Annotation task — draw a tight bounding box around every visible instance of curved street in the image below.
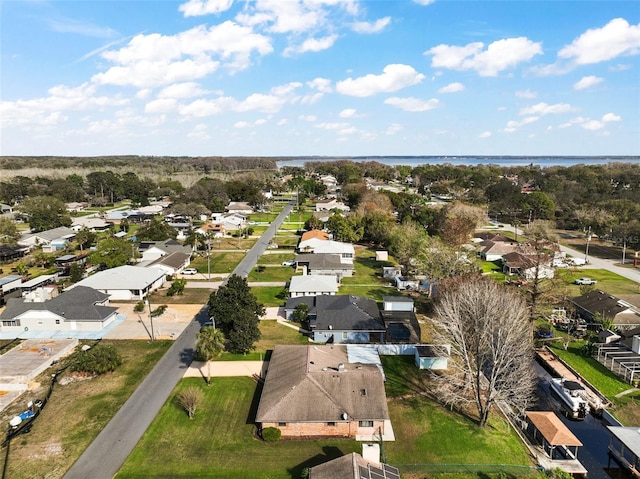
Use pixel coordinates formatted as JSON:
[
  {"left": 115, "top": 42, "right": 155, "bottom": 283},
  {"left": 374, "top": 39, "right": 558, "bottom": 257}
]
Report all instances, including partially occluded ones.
[{"left": 64, "top": 198, "right": 295, "bottom": 479}]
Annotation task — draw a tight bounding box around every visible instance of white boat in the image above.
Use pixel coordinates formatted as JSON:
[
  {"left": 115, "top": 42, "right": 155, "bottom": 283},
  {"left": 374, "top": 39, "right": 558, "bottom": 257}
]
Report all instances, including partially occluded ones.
[{"left": 549, "top": 378, "right": 590, "bottom": 419}]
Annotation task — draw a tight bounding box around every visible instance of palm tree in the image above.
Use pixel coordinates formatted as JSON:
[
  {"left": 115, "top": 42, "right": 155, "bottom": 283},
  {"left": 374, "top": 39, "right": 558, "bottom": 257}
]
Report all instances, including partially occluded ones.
[{"left": 196, "top": 326, "right": 225, "bottom": 386}]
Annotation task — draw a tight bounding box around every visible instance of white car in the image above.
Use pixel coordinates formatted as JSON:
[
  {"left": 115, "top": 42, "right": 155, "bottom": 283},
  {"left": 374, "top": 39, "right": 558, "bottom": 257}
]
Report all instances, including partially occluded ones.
[
  {"left": 575, "top": 277, "right": 597, "bottom": 285},
  {"left": 282, "top": 260, "right": 296, "bottom": 266},
  {"left": 182, "top": 268, "right": 198, "bottom": 275}
]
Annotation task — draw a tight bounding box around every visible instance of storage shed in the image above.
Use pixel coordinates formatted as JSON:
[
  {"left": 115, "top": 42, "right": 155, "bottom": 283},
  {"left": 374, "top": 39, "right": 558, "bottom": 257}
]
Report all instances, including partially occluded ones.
[{"left": 415, "top": 345, "right": 450, "bottom": 370}]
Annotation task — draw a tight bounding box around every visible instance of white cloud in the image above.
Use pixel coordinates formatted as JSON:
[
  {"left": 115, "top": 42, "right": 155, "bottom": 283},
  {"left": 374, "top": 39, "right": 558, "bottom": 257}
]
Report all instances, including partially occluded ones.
[
  {"left": 284, "top": 34, "right": 338, "bottom": 56},
  {"left": 93, "top": 22, "right": 272, "bottom": 88},
  {"left": 316, "top": 121, "right": 351, "bottom": 130},
  {"left": 307, "top": 77, "right": 333, "bottom": 93},
  {"left": 519, "top": 102, "right": 574, "bottom": 116},
  {"left": 602, "top": 112, "right": 621, "bottom": 122},
  {"left": 426, "top": 37, "right": 542, "bottom": 76},
  {"left": 438, "top": 82, "right": 464, "bottom": 93},
  {"left": 336, "top": 64, "right": 425, "bottom": 97},
  {"left": 298, "top": 115, "right": 317, "bottom": 121},
  {"left": 277, "top": 118, "right": 288, "bottom": 126},
  {"left": 179, "top": 0, "right": 234, "bottom": 17},
  {"left": 478, "top": 131, "right": 492, "bottom": 138},
  {"left": 413, "top": 0, "right": 435, "bottom": 5},
  {"left": 503, "top": 116, "right": 539, "bottom": 132},
  {"left": 384, "top": 97, "right": 440, "bottom": 112},
  {"left": 386, "top": 123, "right": 403, "bottom": 135},
  {"left": 558, "top": 18, "right": 640, "bottom": 65},
  {"left": 47, "top": 17, "right": 118, "bottom": 38},
  {"left": 339, "top": 108, "right": 358, "bottom": 118},
  {"left": 188, "top": 123, "right": 211, "bottom": 140},
  {"left": 179, "top": 97, "right": 237, "bottom": 117},
  {"left": 573, "top": 75, "right": 603, "bottom": 90},
  {"left": 144, "top": 98, "right": 178, "bottom": 113},
  {"left": 351, "top": 17, "right": 391, "bottom": 34},
  {"left": 234, "top": 121, "right": 250, "bottom": 128},
  {"left": 158, "top": 82, "right": 208, "bottom": 99},
  {"left": 254, "top": 118, "right": 267, "bottom": 125},
  {"left": 515, "top": 89, "right": 537, "bottom": 99},
  {"left": 235, "top": 0, "right": 324, "bottom": 34},
  {"left": 582, "top": 120, "right": 605, "bottom": 130}
]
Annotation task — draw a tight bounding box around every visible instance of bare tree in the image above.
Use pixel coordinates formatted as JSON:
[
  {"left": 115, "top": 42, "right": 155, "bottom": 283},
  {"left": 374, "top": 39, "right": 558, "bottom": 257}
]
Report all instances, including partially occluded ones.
[
  {"left": 431, "top": 275, "right": 536, "bottom": 427},
  {"left": 177, "top": 386, "right": 203, "bottom": 419}
]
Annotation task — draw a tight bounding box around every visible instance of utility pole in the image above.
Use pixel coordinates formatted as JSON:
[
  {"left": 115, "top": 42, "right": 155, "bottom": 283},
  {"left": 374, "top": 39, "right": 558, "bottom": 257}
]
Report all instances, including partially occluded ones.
[
  {"left": 584, "top": 225, "right": 591, "bottom": 264},
  {"left": 146, "top": 298, "right": 155, "bottom": 341}
]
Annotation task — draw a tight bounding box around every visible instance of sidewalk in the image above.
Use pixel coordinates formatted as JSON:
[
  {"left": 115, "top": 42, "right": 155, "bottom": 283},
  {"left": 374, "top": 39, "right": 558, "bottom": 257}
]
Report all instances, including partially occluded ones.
[{"left": 183, "top": 360, "right": 268, "bottom": 378}]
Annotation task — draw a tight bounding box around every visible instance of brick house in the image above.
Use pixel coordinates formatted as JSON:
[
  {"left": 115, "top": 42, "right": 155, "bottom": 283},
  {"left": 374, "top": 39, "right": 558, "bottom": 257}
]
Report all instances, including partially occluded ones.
[{"left": 255, "top": 345, "right": 391, "bottom": 439}]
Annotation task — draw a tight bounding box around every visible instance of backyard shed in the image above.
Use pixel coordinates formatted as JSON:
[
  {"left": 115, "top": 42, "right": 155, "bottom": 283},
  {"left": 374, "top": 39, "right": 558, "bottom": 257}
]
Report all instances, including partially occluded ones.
[{"left": 415, "top": 345, "right": 450, "bottom": 370}]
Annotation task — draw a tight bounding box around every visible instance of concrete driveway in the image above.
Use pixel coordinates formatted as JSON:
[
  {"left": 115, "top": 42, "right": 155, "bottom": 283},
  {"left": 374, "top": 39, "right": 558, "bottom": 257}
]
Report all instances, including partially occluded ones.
[{"left": 103, "top": 303, "right": 202, "bottom": 340}]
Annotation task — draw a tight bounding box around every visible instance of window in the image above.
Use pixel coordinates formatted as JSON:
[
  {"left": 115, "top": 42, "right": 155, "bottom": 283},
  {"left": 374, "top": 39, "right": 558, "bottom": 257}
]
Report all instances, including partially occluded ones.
[
  {"left": 278, "top": 422, "right": 287, "bottom": 427},
  {"left": 327, "top": 422, "right": 335, "bottom": 426},
  {"left": 55, "top": 319, "right": 61, "bottom": 325},
  {"left": 358, "top": 420, "right": 374, "bottom": 428},
  {"left": 342, "top": 332, "right": 348, "bottom": 340},
  {"left": 2, "top": 320, "right": 20, "bottom": 327}
]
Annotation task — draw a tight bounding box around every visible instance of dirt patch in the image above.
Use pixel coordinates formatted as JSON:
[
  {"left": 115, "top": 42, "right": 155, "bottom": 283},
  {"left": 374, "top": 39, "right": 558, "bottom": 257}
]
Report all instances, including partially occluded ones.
[{"left": 105, "top": 303, "right": 203, "bottom": 340}]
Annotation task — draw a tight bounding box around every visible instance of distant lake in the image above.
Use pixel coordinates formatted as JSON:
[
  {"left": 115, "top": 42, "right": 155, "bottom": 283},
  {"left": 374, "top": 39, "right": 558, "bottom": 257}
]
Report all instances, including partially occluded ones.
[{"left": 276, "top": 156, "right": 639, "bottom": 168}]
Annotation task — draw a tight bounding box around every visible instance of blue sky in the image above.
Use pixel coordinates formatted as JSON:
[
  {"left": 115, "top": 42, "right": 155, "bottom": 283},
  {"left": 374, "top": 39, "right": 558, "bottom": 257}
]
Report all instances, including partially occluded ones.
[{"left": 1, "top": 0, "right": 639, "bottom": 157}]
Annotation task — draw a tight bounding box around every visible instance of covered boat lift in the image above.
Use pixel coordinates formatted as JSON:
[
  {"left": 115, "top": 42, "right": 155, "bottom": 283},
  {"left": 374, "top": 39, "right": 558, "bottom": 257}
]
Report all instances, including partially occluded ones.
[
  {"left": 525, "top": 411, "right": 587, "bottom": 476},
  {"left": 607, "top": 426, "right": 640, "bottom": 478}
]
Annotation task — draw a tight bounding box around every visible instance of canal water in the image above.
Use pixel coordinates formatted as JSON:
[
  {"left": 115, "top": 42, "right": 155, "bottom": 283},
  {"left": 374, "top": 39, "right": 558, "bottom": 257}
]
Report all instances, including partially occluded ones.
[{"left": 534, "top": 364, "right": 633, "bottom": 478}]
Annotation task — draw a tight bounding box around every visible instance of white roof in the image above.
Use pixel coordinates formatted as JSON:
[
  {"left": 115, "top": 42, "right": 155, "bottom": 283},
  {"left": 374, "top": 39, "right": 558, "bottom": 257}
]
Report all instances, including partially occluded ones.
[
  {"left": 608, "top": 427, "right": 640, "bottom": 457},
  {"left": 74, "top": 265, "right": 166, "bottom": 290},
  {"left": 298, "top": 238, "right": 354, "bottom": 255},
  {"left": 289, "top": 275, "right": 338, "bottom": 293}
]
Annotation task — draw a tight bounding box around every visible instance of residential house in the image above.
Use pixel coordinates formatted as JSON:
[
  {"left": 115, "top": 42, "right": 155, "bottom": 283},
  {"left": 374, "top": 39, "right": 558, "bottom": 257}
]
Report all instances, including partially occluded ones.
[
  {"left": 255, "top": 345, "right": 391, "bottom": 439},
  {"left": 502, "top": 252, "right": 555, "bottom": 280},
  {"left": 300, "top": 229, "right": 330, "bottom": 242},
  {"left": 219, "top": 213, "right": 246, "bottom": 232},
  {"left": 72, "top": 265, "right": 166, "bottom": 301},
  {"left": 138, "top": 239, "right": 192, "bottom": 263},
  {"left": 0, "top": 244, "right": 28, "bottom": 263},
  {"left": 289, "top": 275, "right": 338, "bottom": 298},
  {"left": 415, "top": 345, "right": 451, "bottom": 370},
  {"left": 295, "top": 253, "right": 354, "bottom": 280},
  {"left": 309, "top": 295, "right": 386, "bottom": 344},
  {"left": 145, "top": 251, "right": 191, "bottom": 276},
  {"left": 54, "top": 253, "right": 88, "bottom": 275},
  {"left": 225, "top": 202, "right": 254, "bottom": 215},
  {"left": 196, "top": 223, "right": 225, "bottom": 238},
  {"left": 309, "top": 452, "right": 401, "bottom": 479},
  {"left": 104, "top": 209, "right": 155, "bottom": 225},
  {"left": 570, "top": 290, "right": 640, "bottom": 331},
  {"left": 297, "top": 238, "right": 355, "bottom": 263},
  {"left": 18, "top": 227, "right": 76, "bottom": 250},
  {"left": 473, "top": 232, "right": 512, "bottom": 243},
  {"left": 71, "top": 216, "right": 110, "bottom": 232},
  {"left": 382, "top": 266, "right": 402, "bottom": 280},
  {"left": 315, "top": 198, "right": 350, "bottom": 212},
  {"left": 0, "top": 286, "right": 118, "bottom": 334},
  {"left": 65, "top": 202, "right": 88, "bottom": 213},
  {"left": 1, "top": 204, "right": 14, "bottom": 215},
  {"left": 478, "top": 240, "right": 518, "bottom": 262},
  {"left": 0, "top": 275, "right": 22, "bottom": 306},
  {"left": 20, "top": 274, "right": 59, "bottom": 293}
]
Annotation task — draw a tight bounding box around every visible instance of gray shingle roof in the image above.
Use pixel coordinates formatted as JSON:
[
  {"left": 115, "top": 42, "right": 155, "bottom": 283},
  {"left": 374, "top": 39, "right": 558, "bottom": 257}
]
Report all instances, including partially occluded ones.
[
  {"left": 295, "top": 253, "right": 354, "bottom": 271},
  {"left": 313, "top": 295, "right": 385, "bottom": 332},
  {"left": 309, "top": 453, "right": 401, "bottom": 479},
  {"left": 0, "top": 286, "right": 116, "bottom": 322},
  {"left": 256, "top": 345, "right": 389, "bottom": 424}
]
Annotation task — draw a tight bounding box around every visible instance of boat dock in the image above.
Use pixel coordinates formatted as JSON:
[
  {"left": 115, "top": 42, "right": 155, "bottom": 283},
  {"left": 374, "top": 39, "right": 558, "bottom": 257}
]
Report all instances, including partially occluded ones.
[{"left": 536, "top": 348, "right": 609, "bottom": 416}]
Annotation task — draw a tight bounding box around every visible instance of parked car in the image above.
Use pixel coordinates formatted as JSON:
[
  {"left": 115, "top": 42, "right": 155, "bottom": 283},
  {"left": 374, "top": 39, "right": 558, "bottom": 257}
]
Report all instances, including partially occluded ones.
[
  {"left": 574, "top": 277, "right": 597, "bottom": 285},
  {"left": 567, "top": 257, "right": 586, "bottom": 266},
  {"left": 282, "top": 260, "right": 296, "bottom": 266},
  {"left": 182, "top": 268, "right": 198, "bottom": 275}
]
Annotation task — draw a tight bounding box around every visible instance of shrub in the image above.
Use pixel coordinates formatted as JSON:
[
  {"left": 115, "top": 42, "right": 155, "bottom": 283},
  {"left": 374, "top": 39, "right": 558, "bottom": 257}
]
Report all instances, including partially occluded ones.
[
  {"left": 134, "top": 301, "right": 145, "bottom": 312},
  {"left": 167, "top": 278, "right": 187, "bottom": 296},
  {"left": 71, "top": 344, "right": 122, "bottom": 375},
  {"left": 151, "top": 305, "right": 168, "bottom": 317},
  {"left": 177, "top": 386, "right": 203, "bottom": 419},
  {"left": 261, "top": 427, "right": 281, "bottom": 442}
]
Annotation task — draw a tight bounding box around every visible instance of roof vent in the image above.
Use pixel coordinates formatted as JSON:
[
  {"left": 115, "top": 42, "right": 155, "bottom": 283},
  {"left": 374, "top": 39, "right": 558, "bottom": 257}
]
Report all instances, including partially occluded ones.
[
  {"left": 338, "top": 362, "right": 345, "bottom": 371},
  {"left": 341, "top": 412, "right": 348, "bottom": 420}
]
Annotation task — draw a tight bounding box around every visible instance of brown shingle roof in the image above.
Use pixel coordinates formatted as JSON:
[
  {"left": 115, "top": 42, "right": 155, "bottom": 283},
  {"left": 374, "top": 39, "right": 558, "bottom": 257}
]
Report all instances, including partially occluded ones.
[
  {"left": 526, "top": 411, "right": 582, "bottom": 446},
  {"left": 256, "top": 345, "right": 389, "bottom": 424},
  {"left": 301, "top": 229, "right": 330, "bottom": 242}
]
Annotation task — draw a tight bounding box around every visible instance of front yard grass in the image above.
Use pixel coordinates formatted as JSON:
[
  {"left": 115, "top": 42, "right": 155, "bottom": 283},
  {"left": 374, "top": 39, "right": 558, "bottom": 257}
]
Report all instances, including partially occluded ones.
[
  {"left": 555, "top": 268, "right": 640, "bottom": 295},
  {"left": 258, "top": 253, "right": 297, "bottom": 265},
  {"left": 190, "top": 252, "right": 246, "bottom": 274},
  {"left": 338, "top": 285, "right": 398, "bottom": 302},
  {"left": 251, "top": 286, "right": 288, "bottom": 307},
  {"left": 118, "top": 356, "right": 535, "bottom": 479},
  {"left": 246, "top": 265, "right": 293, "bottom": 282},
  {"left": 2, "top": 340, "right": 172, "bottom": 479},
  {"left": 149, "top": 287, "right": 211, "bottom": 305}
]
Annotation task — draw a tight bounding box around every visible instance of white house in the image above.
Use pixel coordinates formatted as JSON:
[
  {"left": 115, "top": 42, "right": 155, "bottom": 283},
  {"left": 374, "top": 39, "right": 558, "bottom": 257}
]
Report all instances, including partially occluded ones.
[
  {"left": 71, "top": 216, "right": 110, "bottom": 232},
  {"left": 225, "top": 202, "right": 254, "bottom": 215},
  {"left": 289, "top": 275, "right": 338, "bottom": 298},
  {"left": 0, "top": 286, "right": 119, "bottom": 334},
  {"left": 297, "top": 238, "right": 355, "bottom": 263},
  {"left": 18, "top": 227, "right": 76, "bottom": 249},
  {"left": 72, "top": 265, "right": 166, "bottom": 301},
  {"left": 315, "top": 198, "right": 350, "bottom": 212}
]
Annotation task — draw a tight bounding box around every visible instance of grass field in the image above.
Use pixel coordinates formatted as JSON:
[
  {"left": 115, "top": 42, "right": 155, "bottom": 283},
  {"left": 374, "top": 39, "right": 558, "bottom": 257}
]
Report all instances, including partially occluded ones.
[
  {"left": 251, "top": 285, "right": 288, "bottom": 307},
  {"left": 190, "top": 252, "right": 246, "bottom": 274},
  {"left": 148, "top": 287, "right": 212, "bottom": 305},
  {"left": 246, "top": 265, "right": 293, "bottom": 282},
  {"left": 258, "top": 252, "right": 297, "bottom": 265},
  {"left": 555, "top": 268, "right": 640, "bottom": 295},
  {"left": 338, "top": 285, "right": 398, "bottom": 302},
  {"left": 1, "top": 340, "right": 172, "bottom": 479},
  {"left": 118, "top": 356, "right": 534, "bottom": 478}
]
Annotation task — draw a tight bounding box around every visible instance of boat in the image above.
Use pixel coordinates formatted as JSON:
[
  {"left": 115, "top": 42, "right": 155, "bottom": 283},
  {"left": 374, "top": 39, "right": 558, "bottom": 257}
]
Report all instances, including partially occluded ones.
[{"left": 549, "top": 378, "right": 590, "bottom": 419}]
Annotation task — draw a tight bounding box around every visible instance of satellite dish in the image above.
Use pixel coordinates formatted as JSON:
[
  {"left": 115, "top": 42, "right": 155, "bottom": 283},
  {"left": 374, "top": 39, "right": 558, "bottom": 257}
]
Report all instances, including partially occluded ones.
[{"left": 341, "top": 412, "right": 348, "bottom": 420}]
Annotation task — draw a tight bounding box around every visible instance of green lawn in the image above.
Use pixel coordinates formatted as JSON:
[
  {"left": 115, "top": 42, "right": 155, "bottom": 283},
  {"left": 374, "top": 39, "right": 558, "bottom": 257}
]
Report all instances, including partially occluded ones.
[
  {"left": 258, "top": 253, "right": 297, "bottom": 265},
  {"left": 251, "top": 285, "right": 288, "bottom": 307},
  {"left": 338, "top": 285, "right": 398, "bottom": 302},
  {"left": 249, "top": 212, "right": 278, "bottom": 222},
  {"left": 246, "top": 265, "right": 293, "bottom": 282},
  {"left": 341, "top": 250, "right": 397, "bottom": 286},
  {"left": 555, "top": 268, "right": 640, "bottom": 295},
  {"left": 190, "top": 252, "right": 245, "bottom": 274},
  {"left": 118, "top": 356, "right": 534, "bottom": 479},
  {"left": 149, "top": 288, "right": 211, "bottom": 305}
]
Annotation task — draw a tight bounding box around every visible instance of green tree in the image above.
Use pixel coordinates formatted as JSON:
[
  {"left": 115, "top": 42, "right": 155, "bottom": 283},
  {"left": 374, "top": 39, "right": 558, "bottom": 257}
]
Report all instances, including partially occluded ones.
[
  {"left": 167, "top": 278, "right": 187, "bottom": 296},
  {"left": 0, "top": 217, "right": 19, "bottom": 245},
  {"left": 523, "top": 191, "right": 556, "bottom": 220},
  {"left": 325, "top": 213, "right": 362, "bottom": 243},
  {"left": 90, "top": 237, "right": 132, "bottom": 268},
  {"left": 69, "top": 262, "right": 84, "bottom": 283},
  {"left": 208, "top": 274, "right": 264, "bottom": 354},
  {"left": 136, "top": 217, "right": 177, "bottom": 241},
  {"left": 75, "top": 227, "right": 97, "bottom": 251},
  {"left": 196, "top": 326, "right": 226, "bottom": 385},
  {"left": 387, "top": 220, "right": 427, "bottom": 274},
  {"left": 19, "top": 195, "right": 72, "bottom": 232}
]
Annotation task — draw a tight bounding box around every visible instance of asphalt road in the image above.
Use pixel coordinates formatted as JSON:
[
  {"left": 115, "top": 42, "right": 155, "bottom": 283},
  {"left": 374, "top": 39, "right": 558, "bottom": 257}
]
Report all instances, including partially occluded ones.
[{"left": 63, "top": 198, "right": 296, "bottom": 479}]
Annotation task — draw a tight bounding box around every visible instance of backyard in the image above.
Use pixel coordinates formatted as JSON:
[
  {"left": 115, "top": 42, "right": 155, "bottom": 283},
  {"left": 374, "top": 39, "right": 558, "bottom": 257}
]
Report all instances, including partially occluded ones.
[{"left": 117, "top": 355, "right": 537, "bottom": 479}]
